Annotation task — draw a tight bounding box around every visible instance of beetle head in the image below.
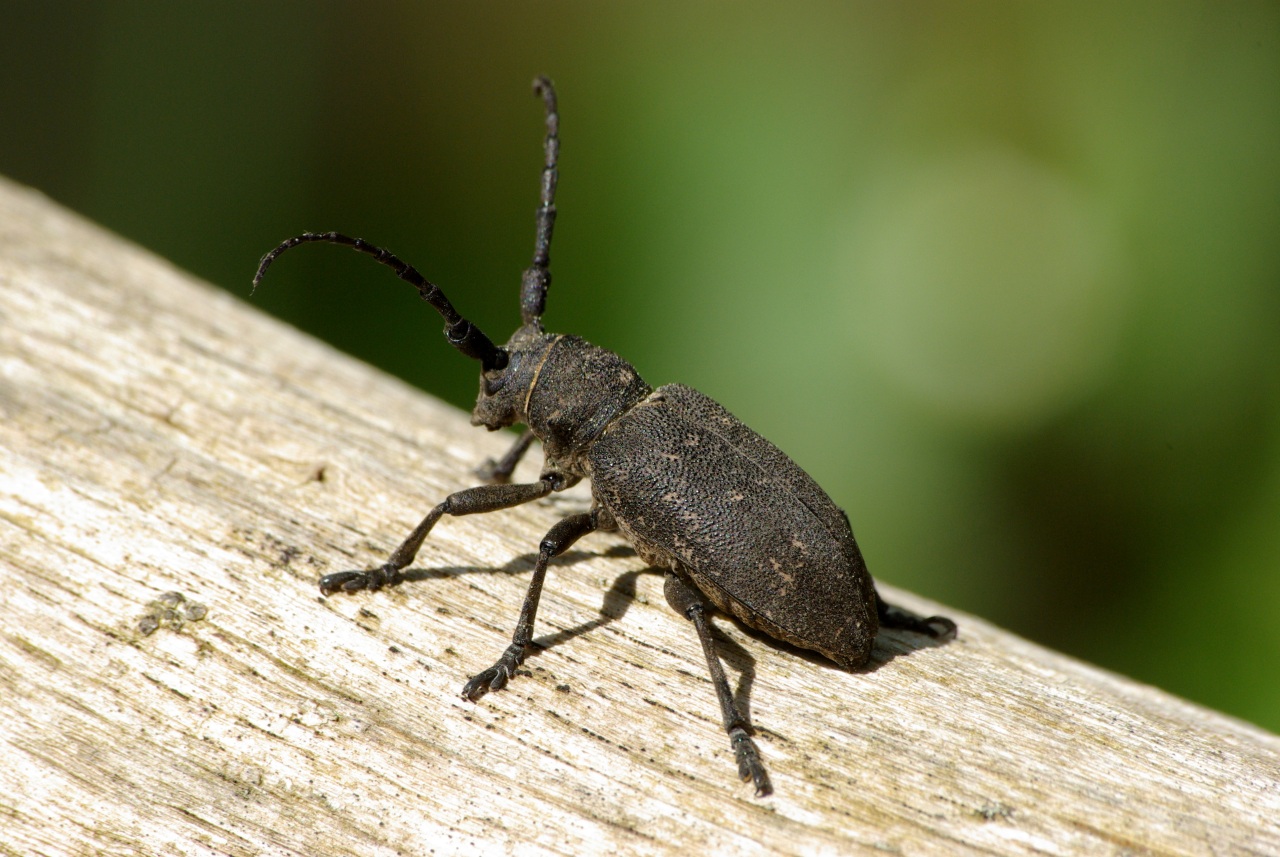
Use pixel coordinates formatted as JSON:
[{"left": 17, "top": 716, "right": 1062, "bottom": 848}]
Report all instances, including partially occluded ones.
[{"left": 469, "top": 324, "right": 555, "bottom": 431}]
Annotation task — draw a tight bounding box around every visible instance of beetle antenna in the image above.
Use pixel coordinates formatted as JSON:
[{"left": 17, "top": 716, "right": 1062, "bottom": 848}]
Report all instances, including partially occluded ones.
[
  {"left": 520, "top": 76, "right": 559, "bottom": 329},
  {"left": 253, "top": 232, "right": 508, "bottom": 371}
]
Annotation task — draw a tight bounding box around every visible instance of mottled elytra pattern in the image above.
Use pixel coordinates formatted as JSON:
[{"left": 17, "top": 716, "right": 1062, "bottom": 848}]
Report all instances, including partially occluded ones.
[{"left": 253, "top": 76, "right": 955, "bottom": 798}]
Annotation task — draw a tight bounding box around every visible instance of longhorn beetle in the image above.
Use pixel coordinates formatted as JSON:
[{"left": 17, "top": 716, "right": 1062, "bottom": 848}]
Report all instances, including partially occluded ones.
[{"left": 254, "top": 77, "right": 955, "bottom": 796}]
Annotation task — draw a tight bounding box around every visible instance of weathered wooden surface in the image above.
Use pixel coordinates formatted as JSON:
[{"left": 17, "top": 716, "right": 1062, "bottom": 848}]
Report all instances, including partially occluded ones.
[{"left": 0, "top": 175, "right": 1277, "bottom": 856}]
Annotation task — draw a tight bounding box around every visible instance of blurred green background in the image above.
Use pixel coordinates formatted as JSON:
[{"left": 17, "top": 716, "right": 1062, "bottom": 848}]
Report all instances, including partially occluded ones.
[{"left": 3, "top": 3, "right": 1277, "bottom": 732}]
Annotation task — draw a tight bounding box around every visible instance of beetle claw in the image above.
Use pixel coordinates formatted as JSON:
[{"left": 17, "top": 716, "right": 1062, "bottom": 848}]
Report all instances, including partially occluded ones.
[{"left": 461, "top": 666, "right": 507, "bottom": 700}]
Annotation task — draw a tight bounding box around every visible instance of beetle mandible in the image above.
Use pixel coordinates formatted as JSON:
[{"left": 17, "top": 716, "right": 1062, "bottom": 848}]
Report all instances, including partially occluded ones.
[{"left": 254, "top": 77, "right": 955, "bottom": 796}]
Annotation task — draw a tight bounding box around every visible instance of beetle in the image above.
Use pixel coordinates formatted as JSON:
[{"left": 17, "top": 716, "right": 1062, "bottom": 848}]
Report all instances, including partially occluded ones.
[{"left": 254, "top": 77, "right": 955, "bottom": 796}]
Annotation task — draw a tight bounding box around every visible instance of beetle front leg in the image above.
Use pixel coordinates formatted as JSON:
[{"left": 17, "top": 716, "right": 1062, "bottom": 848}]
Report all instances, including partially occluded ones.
[
  {"left": 475, "top": 429, "right": 536, "bottom": 484},
  {"left": 461, "top": 507, "right": 604, "bottom": 699},
  {"left": 663, "top": 572, "right": 773, "bottom": 797},
  {"left": 319, "top": 473, "right": 573, "bottom": 595}
]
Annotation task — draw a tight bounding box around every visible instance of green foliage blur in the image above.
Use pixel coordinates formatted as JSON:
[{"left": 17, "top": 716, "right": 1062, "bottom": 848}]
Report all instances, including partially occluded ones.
[{"left": 3, "top": 2, "right": 1276, "bottom": 731}]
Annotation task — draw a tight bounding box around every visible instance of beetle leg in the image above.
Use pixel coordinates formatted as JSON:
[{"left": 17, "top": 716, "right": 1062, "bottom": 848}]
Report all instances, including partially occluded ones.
[
  {"left": 475, "top": 429, "right": 536, "bottom": 484},
  {"left": 319, "top": 472, "right": 575, "bottom": 595},
  {"left": 461, "top": 506, "right": 602, "bottom": 700},
  {"left": 663, "top": 572, "right": 773, "bottom": 797},
  {"left": 875, "top": 586, "right": 957, "bottom": 640}
]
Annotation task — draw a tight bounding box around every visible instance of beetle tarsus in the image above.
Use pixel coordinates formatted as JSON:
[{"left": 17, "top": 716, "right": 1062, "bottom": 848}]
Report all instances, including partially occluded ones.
[
  {"left": 731, "top": 727, "right": 773, "bottom": 797},
  {"left": 876, "top": 590, "right": 957, "bottom": 641},
  {"left": 882, "top": 608, "right": 954, "bottom": 639},
  {"left": 923, "top": 616, "right": 958, "bottom": 640},
  {"left": 318, "top": 566, "right": 401, "bottom": 595},
  {"left": 461, "top": 641, "right": 528, "bottom": 699},
  {"left": 664, "top": 572, "right": 776, "bottom": 795}
]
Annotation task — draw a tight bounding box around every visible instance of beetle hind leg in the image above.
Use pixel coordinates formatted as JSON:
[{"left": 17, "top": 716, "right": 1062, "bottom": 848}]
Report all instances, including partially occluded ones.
[
  {"left": 461, "top": 507, "right": 601, "bottom": 700},
  {"left": 875, "top": 587, "right": 957, "bottom": 640},
  {"left": 663, "top": 572, "right": 773, "bottom": 797}
]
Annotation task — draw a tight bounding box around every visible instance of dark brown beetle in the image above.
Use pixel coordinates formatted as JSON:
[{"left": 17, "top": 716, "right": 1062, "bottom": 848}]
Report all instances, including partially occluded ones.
[{"left": 255, "top": 77, "right": 954, "bottom": 796}]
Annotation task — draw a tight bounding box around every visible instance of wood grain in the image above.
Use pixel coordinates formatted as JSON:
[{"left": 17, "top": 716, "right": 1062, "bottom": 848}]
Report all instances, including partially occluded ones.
[{"left": 1, "top": 175, "right": 1277, "bottom": 856}]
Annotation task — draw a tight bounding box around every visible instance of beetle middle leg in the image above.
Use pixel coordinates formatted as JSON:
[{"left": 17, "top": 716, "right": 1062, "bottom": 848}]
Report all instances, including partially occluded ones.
[
  {"left": 663, "top": 571, "right": 773, "bottom": 797},
  {"left": 319, "top": 472, "right": 575, "bottom": 595},
  {"left": 461, "top": 505, "right": 610, "bottom": 699}
]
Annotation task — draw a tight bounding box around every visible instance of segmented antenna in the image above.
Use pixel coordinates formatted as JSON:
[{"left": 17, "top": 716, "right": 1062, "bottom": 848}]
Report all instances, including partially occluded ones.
[
  {"left": 520, "top": 76, "right": 559, "bottom": 328},
  {"left": 253, "top": 232, "right": 507, "bottom": 372}
]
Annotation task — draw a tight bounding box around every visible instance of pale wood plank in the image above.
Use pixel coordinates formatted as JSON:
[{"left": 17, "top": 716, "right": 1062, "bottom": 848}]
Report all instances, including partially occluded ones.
[{"left": 1, "top": 175, "right": 1277, "bottom": 856}]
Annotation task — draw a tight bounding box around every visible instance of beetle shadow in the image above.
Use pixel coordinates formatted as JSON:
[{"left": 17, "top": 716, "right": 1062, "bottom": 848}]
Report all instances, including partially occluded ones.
[
  {"left": 364, "top": 551, "right": 948, "bottom": 732},
  {"left": 707, "top": 622, "right": 763, "bottom": 732},
  {"left": 376, "top": 544, "right": 646, "bottom": 650},
  {"left": 722, "top": 602, "right": 956, "bottom": 676},
  {"left": 531, "top": 562, "right": 647, "bottom": 652},
  {"left": 528, "top": 559, "right": 768, "bottom": 739},
  {"left": 351, "top": 549, "right": 952, "bottom": 673},
  {"left": 390, "top": 549, "right": 598, "bottom": 586},
  {"left": 702, "top": 606, "right": 953, "bottom": 740}
]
